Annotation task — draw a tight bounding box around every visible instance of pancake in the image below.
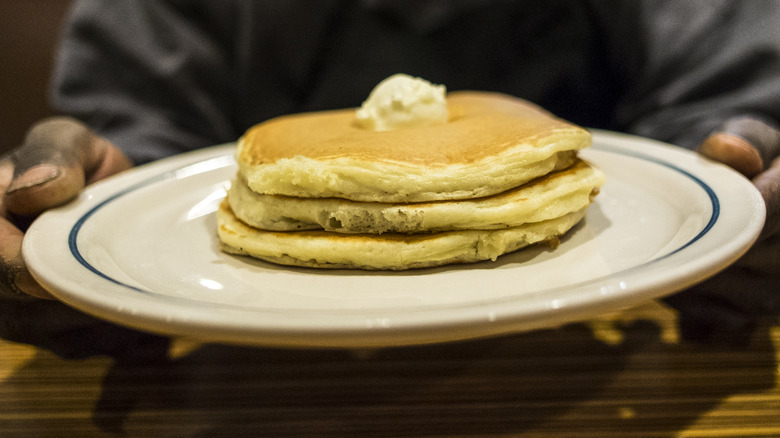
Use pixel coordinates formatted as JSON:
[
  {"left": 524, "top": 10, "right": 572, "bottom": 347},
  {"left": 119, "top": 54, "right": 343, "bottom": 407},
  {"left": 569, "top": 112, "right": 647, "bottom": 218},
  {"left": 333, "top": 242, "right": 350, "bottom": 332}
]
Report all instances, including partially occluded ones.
[
  {"left": 228, "top": 158, "right": 605, "bottom": 233},
  {"left": 217, "top": 200, "right": 588, "bottom": 270},
  {"left": 236, "top": 91, "right": 591, "bottom": 202},
  {"left": 220, "top": 82, "right": 602, "bottom": 271}
]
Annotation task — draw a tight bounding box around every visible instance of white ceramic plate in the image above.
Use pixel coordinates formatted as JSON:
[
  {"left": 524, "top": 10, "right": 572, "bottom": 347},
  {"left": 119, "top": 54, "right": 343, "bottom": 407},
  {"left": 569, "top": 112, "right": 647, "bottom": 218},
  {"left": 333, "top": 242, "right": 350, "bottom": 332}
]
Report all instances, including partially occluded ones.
[{"left": 23, "top": 131, "right": 765, "bottom": 348}]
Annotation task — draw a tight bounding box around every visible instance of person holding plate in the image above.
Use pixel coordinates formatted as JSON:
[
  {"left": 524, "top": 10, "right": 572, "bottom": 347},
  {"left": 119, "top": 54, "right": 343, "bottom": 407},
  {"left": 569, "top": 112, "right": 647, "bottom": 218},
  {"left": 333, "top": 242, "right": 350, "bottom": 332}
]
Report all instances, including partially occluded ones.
[{"left": 1, "top": 0, "right": 779, "bottom": 352}]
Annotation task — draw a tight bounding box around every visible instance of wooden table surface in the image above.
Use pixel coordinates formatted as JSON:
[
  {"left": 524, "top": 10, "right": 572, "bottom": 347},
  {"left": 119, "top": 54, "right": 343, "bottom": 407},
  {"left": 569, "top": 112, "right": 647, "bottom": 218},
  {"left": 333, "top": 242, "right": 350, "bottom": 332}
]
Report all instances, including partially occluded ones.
[{"left": 1, "top": 300, "right": 778, "bottom": 437}]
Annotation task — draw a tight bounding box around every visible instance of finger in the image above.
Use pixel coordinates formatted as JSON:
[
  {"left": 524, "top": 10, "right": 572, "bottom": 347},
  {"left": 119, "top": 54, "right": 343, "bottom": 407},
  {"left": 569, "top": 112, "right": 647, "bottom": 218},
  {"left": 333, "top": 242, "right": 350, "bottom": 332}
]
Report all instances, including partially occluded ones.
[
  {"left": 0, "top": 160, "right": 48, "bottom": 299},
  {"left": 698, "top": 132, "right": 764, "bottom": 177},
  {"left": 0, "top": 158, "right": 14, "bottom": 202},
  {"left": 85, "top": 135, "right": 133, "bottom": 184},
  {"left": 4, "top": 162, "right": 84, "bottom": 217},
  {"left": 0, "top": 216, "right": 54, "bottom": 299},
  {"left": 3, "top": 117, "right": 131, "bottom": 217},
  {"left": 697, "top": 116, "right": 780, "bottom": 178},
  {"left": 4, "top": 117, "right": 87, "bottom": 216}
]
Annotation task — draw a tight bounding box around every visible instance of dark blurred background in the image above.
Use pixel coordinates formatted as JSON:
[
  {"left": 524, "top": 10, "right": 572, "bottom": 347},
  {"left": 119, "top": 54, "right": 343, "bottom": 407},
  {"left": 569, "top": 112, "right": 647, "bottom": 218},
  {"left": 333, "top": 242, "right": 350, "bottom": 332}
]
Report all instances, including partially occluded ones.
[{"left": 0, "top": 0, "right": 73, "bottom": 156}]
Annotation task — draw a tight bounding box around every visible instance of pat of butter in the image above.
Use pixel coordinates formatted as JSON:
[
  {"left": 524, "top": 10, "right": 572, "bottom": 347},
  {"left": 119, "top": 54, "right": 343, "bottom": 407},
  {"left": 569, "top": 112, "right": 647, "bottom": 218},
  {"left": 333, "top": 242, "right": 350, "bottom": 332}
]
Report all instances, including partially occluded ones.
[{"left": 356, "top": 74, "right": 448, "bottom": 131}]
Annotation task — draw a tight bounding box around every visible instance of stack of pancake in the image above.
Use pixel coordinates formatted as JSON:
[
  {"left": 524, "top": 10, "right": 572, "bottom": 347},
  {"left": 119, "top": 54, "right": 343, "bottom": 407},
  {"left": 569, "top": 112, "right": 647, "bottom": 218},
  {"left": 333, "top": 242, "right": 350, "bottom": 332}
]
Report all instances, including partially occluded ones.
[{"left": 217, "top": 91, "right": 605, "bottom": 270}]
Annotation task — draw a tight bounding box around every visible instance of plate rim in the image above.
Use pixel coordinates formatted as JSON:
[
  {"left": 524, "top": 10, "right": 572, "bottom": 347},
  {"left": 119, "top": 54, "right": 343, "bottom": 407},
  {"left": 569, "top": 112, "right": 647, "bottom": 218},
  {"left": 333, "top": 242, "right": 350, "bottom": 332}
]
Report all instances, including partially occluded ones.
[{"left": 23, "top": 130, "right": 766, "bottom": 347}]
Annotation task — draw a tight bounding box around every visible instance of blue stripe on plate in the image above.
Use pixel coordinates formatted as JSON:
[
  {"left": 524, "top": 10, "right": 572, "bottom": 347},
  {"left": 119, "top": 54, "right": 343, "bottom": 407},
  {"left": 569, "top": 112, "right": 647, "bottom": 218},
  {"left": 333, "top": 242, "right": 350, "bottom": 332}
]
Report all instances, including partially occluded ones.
[
  {"left": 67, "top": 145, "right": 719, "bottom": 293},
  {"left": 68, "top": 155, "right": 234, "bottom": 293},
  {"left": 595, "top": 144, "right": 720, "bottom": 255}
]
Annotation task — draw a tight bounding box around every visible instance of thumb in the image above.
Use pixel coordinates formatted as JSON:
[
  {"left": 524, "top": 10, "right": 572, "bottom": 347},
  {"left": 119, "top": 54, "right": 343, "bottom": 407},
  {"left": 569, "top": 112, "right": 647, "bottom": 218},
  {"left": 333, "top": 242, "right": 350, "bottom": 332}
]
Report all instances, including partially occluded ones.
[
  {"left": 697, "top": 116, "right": 780, "bottom": 242},
  {"left": 4, "top": 117, "right": 130, "bottom": 217},
  {"left": 697, "top": 116, "right": 780, "bottom": 178}
]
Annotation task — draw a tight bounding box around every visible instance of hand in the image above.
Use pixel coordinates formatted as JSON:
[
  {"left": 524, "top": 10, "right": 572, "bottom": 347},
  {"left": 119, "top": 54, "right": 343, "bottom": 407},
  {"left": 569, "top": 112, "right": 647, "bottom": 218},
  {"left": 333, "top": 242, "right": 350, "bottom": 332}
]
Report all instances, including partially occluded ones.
[
  {"left": 698, "top": 116, "right": 780, "bottom": 244},
  {"left": 665, "top": 116, "right": 780, "bottom": 345},
  {"left": 698, "top": 117, "right": 780, "bottom": 278},
  {"left": 0, "top": 117, "right": 132, "bottom": 299}
]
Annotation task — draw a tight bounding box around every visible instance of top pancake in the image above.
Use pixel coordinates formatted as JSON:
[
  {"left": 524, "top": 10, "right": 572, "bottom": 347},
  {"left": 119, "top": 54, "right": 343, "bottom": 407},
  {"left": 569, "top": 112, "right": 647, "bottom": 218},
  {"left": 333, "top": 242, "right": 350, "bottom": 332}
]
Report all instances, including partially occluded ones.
[{"left": 237, "top": 91, "right": 591, "bottom": 202}]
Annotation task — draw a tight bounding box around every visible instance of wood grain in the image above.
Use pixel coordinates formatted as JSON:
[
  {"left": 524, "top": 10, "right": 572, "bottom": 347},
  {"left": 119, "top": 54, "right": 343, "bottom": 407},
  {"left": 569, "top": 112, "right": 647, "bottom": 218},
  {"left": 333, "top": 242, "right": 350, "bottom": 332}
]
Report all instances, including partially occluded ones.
[{"left": 1, "top": 302, "right": 778, "bottom": 437}]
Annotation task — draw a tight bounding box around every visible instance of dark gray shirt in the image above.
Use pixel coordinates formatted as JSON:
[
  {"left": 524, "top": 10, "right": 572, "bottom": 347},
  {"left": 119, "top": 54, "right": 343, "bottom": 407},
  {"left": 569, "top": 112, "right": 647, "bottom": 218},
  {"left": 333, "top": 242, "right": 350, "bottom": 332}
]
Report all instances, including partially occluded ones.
[{"left": 51, "top": 0, "right": 780, "bottom": 164}]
